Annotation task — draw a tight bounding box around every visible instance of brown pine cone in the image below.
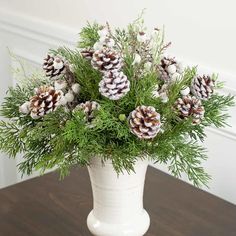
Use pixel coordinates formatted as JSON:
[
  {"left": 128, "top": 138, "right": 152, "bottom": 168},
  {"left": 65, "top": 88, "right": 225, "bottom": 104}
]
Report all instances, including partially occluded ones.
[
  {"left": 81, "top": 48, "right": 94, "bottom": 60},
  {"left": 129, "top": 106, "right": 161, "bottom": 139},
  {"left": 191, "top": 75, "right": 215, "bottom": 100},
  {"left": 174, "top": 95, "right": 205, "bottom": 125},
  {"left": 157, "top": 56, "right": 183, "bottom": 82},
  {"left": 99, "top": 71, "right": 130, "bottom": 100},
  {"left": 75, "top": 101, "right": 100, "bottom": 122},
  {"left": 29, "top": 86, "right": 63, "bottom": 119},
  {"left": 43, "top": 55, "right": 66, "bottom": 78},
  {"left": 91, "top": 48, "right": 123, "bottom": 73}
]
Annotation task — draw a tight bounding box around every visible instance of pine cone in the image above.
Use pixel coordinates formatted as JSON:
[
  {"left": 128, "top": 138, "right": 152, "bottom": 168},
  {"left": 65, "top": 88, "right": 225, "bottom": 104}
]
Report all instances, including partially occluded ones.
[
  {"left": 99, "top": 71, "right": 130, "bottom": 100},
  {"left": 157, "top": 56, "right": 183, "bottom": 82},
  {"left": 29, "top": 86, "right": 63, "bottom": 119},
  {"left": 174, "top": 95, "right": 205, "bottom": 125},
  {"left": 92, "top": 48, "right": 123, "bottom": 73},
  {"left": 129, "top": 106, "right": 161, "bottom": 139},
  {"left": 191, "top": 75, "right": 215, "bottom": 100},
  {"left": 43, "top": 55, "right": 66, "bottom": 78},
  {"left": 75, "top": 101, "right": 100, "bottom": 122},
  {"left": 81, "top": 48, "right": 94, "bottom": 60}
]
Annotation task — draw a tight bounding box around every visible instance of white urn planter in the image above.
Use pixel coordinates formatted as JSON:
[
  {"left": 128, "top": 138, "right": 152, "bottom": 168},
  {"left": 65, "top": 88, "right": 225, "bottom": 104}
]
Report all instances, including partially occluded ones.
[{"left": 87, "top": 157, "right": 150, "bottom": 236}]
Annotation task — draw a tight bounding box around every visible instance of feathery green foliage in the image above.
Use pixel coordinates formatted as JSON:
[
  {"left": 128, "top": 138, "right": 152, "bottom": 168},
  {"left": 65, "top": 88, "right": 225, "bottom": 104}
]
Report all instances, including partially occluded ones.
[{"left": 0, "top": 17, "right": 234, "bottom": 187}]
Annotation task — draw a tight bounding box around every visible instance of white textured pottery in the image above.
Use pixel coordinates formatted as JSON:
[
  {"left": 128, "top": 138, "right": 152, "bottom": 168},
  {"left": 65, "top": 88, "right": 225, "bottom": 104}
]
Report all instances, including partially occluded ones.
[{"left": 87, "top": 157, "right": 150, "bottom": 236}]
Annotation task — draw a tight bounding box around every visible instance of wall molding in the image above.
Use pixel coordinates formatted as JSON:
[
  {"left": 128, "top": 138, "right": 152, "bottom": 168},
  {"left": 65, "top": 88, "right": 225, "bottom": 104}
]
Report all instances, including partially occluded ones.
[
  {"left": 0, "top": 8, "right": 78, "bottom": 47},
  {"left": 1, "top": 8, "right": 236, "bottom": 140}
]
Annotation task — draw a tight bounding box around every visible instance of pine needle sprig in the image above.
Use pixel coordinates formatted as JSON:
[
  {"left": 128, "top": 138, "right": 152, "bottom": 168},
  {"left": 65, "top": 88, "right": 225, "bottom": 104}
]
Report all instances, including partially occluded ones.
[
  {"left": 203, "top": 94, "right": 235, "bottom": 128},
  {"left": 78, "top": 22, "right": 100, "bottom": 49},
  {"left": 0, "top": 17, "right": 234, "bottom": 188}
]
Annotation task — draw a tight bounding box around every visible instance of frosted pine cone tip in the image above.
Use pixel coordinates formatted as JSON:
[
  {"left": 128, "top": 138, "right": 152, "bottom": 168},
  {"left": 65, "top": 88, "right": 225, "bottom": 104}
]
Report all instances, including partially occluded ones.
[
  {"left": 75, "top": 101, "right": 100, "bottom": 123},
  {"left": 29, "top": 86, "right": 63, "bottom": 119},
  {"left": 129, "top": 105, "right": 161, "bottom": 139},
  {"left": 99, "top": 71, "right": 130, "bottom": 100},
  {"left": 174, "top": 95, "right": 205, "bottom": 125},
  {"left": 191, "top": 75, "right": 215, "bottom": 100},
  {"left": 43, "top": 55, "right": 66, "bottom": 78},
  {"left": 92, "top": 48, "right": 123, "bottom": 72},
  {"left": 81, "top": 48, "right": 95, "bottom": 60}
]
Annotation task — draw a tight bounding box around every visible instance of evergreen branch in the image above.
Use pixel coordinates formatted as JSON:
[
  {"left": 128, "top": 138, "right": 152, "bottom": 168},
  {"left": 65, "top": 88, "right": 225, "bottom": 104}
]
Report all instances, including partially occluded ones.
[
  {"left": 203, "top": 94, "right": 235, "bottom": 128},
  {"left": 78, "top": 22, "right": 100, "bottom": 49},
  {"left": 0, "top": 17, "right": 234, "bottom": 188},
  {"left": 0, "top": 121, "right": 25, "bottom": 157}
]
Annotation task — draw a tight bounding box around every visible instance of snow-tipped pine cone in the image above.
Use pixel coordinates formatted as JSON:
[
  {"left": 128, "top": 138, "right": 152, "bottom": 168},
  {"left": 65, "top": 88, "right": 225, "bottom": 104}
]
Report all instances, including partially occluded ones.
[
  {"left": 43, "top": 55, "right": 67, "bottom": 79},
  {"left": 174, "top": 95, "right": 205, "bottom": 125},
  {"left": 29, "top": 86, "right": 63, "bottom": 119},
  {"left": 99, "top": 71, "right": 130, "bottom": 100},
  {"left": 75, "top": 101, "right": 100, "bottom": 122},
  {"left": 157, "top": 56, "right": 183, "bottom": 82},
  {"left": 191, "top": 75, "right": 215, "bottom": 100},
  {"left": 129, "top": 106, "right": 161, "bottom": 139},
  {"left": 92, "top": 48, "right": 123, "bottom": 73},
  {"left": 80, "top": 48, "right": 94, "bottom": 60}
]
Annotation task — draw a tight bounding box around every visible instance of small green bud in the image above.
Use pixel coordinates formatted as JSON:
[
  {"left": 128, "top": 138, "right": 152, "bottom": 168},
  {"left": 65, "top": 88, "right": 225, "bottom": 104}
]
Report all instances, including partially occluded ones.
[{"left": 119, "top": 114, "right": 126, "bottom": 121}]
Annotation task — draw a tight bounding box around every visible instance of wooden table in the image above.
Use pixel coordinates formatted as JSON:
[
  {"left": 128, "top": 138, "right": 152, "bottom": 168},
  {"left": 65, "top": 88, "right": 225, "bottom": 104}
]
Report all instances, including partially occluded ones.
[{"left": 0, "top": 166, "right": 236, "bottom": 236}]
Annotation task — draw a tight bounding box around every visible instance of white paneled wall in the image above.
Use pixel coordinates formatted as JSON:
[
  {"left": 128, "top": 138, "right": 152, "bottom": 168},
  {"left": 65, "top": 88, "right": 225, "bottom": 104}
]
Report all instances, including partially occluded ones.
[{"left": 0, "top": 5, "right": 236, "bottom": 203}]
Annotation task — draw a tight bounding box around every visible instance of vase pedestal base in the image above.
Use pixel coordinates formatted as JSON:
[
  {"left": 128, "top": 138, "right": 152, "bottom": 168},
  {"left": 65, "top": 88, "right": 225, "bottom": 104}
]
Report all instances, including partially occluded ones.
[{"left": 87, "top": 209, "right": 150, "bottom": 236}]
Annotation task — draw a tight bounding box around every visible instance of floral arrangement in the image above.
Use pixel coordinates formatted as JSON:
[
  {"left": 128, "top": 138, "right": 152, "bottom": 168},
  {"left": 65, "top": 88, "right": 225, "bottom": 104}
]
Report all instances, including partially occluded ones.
[{"left": 0, "top": 17, "right": 234, "bottom": 187}]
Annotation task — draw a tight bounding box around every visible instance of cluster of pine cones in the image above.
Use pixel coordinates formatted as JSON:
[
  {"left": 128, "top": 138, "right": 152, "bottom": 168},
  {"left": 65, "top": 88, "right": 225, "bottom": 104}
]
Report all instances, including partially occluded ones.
[
  {"left": 154, "top": 55, "right": 215, "bottom": 125},
  {"left": 174, "top": 74, "right": 215, "bottom": 124},
  {"left": 81, "top": 26, "right": 130, "bottom": 101},
  {"left": 19, "top": 54, "right": 99, "bottom": 122},
  {"left": 129, "top": 106, "right": 161, "bottom": 139},
  {"left": 19, "top": 25, "right": 216, "bottom": 140}
]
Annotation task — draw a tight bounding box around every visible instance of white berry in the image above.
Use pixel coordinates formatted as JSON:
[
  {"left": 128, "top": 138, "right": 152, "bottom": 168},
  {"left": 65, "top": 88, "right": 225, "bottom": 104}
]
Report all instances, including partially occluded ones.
[
  {"left": 59, "top": 96, "right": 68, "bottom": 105},
  {"left": 53, "top": 57, "right": 64, "bottom": 70},
  {"left": 98, "top": 27, "right": 108, "bottom": 38},
  {"left": 30, "top": 112, "right": 40, "bottom": 119},
  {"left": 34, "top": 88, "right": 39, "bottom": 94},
  {"left": 19, "top": 101, "right": 30, "bottom": 114},
  {"left": 177, "top": 62, "right": 184, "bottom": 73},
  {"left": 167, "top": 64, "right": 177, "bottom": 74},
  {"left": 180, "top": 87, "right": 190, "bottom": 96},
  {"left": 144, "top": 61, "right": 152, "bottom": 71},
  {"left": 72, "top": 83, "right": 80, "bottom": 94},
  {"left": 93, "top": 41, "right": 103, "bottom": 50},
  {"left": 65, "top": 92, "right": 74, "bottom": 102},
  {"left": 107, "top": 38, "right": 115, "bottom": 48},
  {"left": 171, "top": 73, "right": 180, "bottom": 82},
  {"left": 54, "top": 80, "right": 67, "bottom": 90},
  {"left": 137, "top": 32, "right": 148, "bottom": 42},
  {"left": 132, "top": 53, "right": 141, "bottom": 65},
  {"left": 159, "top": 92, "right": 169, "bottom": 103}
]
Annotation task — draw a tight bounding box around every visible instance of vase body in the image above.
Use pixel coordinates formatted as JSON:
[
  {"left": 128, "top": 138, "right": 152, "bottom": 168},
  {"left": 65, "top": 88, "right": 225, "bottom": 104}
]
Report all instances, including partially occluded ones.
[{"left": 87, "top": 158, "right": 150, "bottom": 236}]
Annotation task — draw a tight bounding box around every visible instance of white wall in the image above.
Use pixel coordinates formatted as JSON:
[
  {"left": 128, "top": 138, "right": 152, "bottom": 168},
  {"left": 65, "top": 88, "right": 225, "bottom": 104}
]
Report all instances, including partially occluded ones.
[
  {"left": 0, "top": 1, "right": 236, "bottom": 203},
  {"left": 1, "top": 0, "right": 236, "bottom": 75}
]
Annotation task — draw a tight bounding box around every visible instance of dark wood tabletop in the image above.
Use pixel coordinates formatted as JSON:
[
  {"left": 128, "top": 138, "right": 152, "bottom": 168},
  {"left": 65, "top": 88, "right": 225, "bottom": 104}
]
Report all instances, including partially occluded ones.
[{"left": 0, "top": 166, "right": 235, "bottom": 236}]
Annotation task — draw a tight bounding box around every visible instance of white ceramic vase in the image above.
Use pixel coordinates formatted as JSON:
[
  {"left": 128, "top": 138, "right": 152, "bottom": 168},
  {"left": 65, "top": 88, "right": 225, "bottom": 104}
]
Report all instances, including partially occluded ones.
[{"left": 87, "top": 157, "right": 150, "bottom": 236}]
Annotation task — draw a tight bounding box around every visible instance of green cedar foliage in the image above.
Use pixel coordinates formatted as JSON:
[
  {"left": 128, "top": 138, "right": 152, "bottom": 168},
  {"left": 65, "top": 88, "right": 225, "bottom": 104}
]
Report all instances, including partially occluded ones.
[{"left": 0, "top": 18, "right": 234, "bottom": 187}]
